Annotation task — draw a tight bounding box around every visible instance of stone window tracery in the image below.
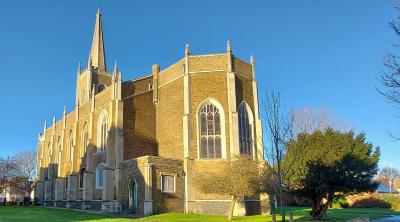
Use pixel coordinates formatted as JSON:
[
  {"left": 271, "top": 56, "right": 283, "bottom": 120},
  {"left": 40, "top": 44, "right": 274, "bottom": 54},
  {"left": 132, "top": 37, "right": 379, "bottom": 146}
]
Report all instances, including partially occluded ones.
[
  {"left": 97, "top": 111, "right": 108, "bottom": 152},
  {"left": 96, "top": 163, "right": 106, "bottom": 189},
  {"left": 238, "top": 102, "right": 253, "bottom": 156},
  {"left": 81, "top": 124, "right": 88, "bottom": 157},
  {"left": 199, "top": 102, "right": 222, "bottom": 159}
]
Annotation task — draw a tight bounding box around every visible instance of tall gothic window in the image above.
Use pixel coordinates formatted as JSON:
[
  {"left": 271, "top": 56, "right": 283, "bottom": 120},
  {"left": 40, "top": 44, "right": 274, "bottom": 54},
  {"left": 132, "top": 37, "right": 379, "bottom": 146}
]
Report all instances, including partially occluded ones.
[
  {"left": 47, "top": 143, "right": 52, "bottom": 164},
  {"left": 57, "top": 137, "right": 62, "bottom": 176},
  {"left": 96, "top": 163, "right": 106, "bottom": 189},
  {"left": 238, "top": 103, "right": 253, "bottom": 155},
  {"left": 97, "top": 111, "right": 108, "bottom": 152},
  {"left": 199, "top": 102, "right": 222, "bottom": 159},
  {"left": 81, "top": 123, "right": 88, "bottom": 157},
  {"left": 69, "top": 131, "right": 74, "bottom": 162},
  {"left": 81, "top": 87, "right": 86, "bottom": 104},
  {"left": 79, "top": 168, "right": 86, "bottom": 189}
]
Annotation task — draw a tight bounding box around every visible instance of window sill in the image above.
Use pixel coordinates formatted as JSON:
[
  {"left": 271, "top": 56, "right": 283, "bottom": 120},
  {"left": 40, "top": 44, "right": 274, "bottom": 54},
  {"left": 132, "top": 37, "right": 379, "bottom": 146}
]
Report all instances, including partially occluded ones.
[{"left": 196, "top": 158, "right": 227, "bottom": 161}]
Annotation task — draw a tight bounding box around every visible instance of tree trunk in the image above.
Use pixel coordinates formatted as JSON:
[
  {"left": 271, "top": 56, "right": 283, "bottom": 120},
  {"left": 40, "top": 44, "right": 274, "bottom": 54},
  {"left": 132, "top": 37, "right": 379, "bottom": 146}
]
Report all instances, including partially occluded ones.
[
  {"left": 228, "top": 196, "right": 236, "bottom": 221},
  {"left": 276, "top": 144, "right": 285, "bottom": 222},
  {"left": 280, "top": 191, "right": 286, "bottom": 222},
  {"left": 311, "top": 198, "right": 331, "bottom": 220}
]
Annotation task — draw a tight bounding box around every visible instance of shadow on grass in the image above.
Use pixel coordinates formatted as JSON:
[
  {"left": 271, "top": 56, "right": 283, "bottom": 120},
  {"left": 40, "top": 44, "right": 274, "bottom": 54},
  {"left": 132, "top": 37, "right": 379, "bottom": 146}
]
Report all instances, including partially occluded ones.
[{"left": 1, "top": 206, "right": 399, "bottom": 222}]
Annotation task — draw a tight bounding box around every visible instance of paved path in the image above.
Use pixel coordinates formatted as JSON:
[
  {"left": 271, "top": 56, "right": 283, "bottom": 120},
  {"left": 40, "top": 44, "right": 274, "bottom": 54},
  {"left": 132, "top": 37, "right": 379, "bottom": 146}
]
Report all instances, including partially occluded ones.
[{"left": 372, "top": 216, "right": 400, "bottom": 222}]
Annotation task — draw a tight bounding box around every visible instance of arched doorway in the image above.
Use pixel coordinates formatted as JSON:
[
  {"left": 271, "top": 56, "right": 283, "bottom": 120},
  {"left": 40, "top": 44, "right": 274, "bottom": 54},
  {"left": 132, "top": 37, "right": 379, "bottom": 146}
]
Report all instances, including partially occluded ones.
[{"left": 129, "top": 180, "right": 138, "bottom": 212}]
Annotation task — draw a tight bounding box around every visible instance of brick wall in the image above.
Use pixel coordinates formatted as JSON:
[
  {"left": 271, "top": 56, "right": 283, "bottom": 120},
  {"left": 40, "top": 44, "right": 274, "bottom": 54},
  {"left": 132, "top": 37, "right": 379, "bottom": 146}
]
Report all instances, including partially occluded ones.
[
  {"left": 190, "top": 71, "right": 230, "bottom": 158},
  {"left": 123, "top": 91, "right": 157, "bottom": 160},
  {"left": 156, "top": 77, "right": 184, "bottom": 159}
]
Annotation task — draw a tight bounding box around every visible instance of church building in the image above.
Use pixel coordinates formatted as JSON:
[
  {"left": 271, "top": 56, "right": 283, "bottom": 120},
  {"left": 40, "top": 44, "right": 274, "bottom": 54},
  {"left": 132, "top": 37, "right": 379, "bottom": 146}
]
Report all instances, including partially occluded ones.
[{"left": 34, "top": 10, "right": 265, "bottom": 215}]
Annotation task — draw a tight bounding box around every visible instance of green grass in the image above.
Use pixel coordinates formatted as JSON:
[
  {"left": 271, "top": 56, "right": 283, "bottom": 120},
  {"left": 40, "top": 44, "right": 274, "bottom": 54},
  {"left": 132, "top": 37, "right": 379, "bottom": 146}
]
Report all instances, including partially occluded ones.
[{"left": 0, "top": 206, "right": 399, "bottom": 222}]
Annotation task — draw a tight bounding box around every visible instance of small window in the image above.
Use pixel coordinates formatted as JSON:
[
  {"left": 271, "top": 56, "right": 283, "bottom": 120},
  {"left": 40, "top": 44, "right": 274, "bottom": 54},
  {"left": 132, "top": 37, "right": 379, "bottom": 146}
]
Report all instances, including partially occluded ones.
[
  {"left": 65, "top": 176, "right": 69, "bottom": 190},
  {"left": 96, "top": 163, "right": 106, "bottom": 189},
  {"left": 79, "top": 168, "right": 86, "bottom": 189},
  {"left": 97, "top": 84, "right": 105, "bottom": 93},
  {"left": 161, "top": 174, "right": 175, "bottom": 193}
]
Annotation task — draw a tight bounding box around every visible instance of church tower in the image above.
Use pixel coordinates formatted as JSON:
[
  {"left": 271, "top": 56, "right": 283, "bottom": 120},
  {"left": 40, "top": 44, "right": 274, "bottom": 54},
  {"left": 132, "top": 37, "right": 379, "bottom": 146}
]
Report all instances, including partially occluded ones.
[{"left": 76, "top": 9, "right": 114, "bottom": 106}]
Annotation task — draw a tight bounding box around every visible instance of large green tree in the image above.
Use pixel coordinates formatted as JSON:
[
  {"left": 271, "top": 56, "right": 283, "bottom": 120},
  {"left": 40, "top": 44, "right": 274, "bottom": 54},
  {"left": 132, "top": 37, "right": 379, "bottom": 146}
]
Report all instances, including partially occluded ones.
[{"left": 284, "top": 128, "right": 380, "bottom": 220}]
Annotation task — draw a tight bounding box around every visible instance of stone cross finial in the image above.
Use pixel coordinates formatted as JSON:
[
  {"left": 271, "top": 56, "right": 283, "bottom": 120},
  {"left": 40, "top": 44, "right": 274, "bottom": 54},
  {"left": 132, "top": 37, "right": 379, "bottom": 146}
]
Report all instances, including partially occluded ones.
[
  {"left": 185, "top": 44, "right": 190, "bottom": 56},
  {"left": 227, "top": 40, "right": 232, "bottom": 53}
]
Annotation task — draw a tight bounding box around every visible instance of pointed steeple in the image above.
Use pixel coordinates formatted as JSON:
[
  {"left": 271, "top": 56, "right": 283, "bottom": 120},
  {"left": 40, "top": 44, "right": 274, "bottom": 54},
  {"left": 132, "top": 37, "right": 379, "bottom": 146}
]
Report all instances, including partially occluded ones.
[
  {"left": 43, "top": 121, "right": 47, "bottom": 137},
  {"left": 89, "top": 9, "right": 106, "bottom": 71},
  {"left": 77, "top": 62, "right": 81, "bottom": 75},
  {"left": 113, "top": 60, "right": 118, "bottom": 74}
]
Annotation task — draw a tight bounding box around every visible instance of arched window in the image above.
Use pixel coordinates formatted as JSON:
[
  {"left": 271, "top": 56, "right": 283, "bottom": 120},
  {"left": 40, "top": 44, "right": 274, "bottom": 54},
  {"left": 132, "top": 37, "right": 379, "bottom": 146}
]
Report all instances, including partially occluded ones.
[
  {"left": 81, "top": 87, "right": 86, "bottom": 104},
  {"left": 198, "top": 100, "right": 224, "bottom": 159},
  {"left": 68, "top": 131, "right": 74, "bottom": 162},
  {"left": 47, "top": 143, "right": 52, "bottom": 164},
  {"left": 79, "top": 168, "right": 86, "bottom": 189},
  {"left": 81, "top": 123, "right": 88, "bottom": 157},
  {"left": 57, "top": 136, "right": 62, "bottom": 163},
  {"left": 57, "top": 137, "right": 62, "bottom": 176},
  {"left": 238, "top": 102, "right": 254, "bottom": 156},
  {"left": 97, "top": 84, "right": 105, "bottom": 94},
  {"left": 96, "top": 163, "right": 106, "bottom": 189},
  {"left": 97, "top": 111, "right": 108, "bottom": 152}
]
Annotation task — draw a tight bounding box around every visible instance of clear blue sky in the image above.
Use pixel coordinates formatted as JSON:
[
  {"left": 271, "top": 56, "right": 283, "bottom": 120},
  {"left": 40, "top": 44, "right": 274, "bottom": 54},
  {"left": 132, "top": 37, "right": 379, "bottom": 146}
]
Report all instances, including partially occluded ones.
[{"left": 0, "top": 0, "right": 398, "bottom": 170}]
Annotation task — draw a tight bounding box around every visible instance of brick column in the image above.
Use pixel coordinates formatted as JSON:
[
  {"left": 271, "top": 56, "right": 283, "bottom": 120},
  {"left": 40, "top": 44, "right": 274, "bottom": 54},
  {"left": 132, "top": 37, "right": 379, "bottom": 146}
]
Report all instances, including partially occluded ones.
[
  {"left": 67, "top": 174, "right": 78, "bottom": 201},
  {"left": 35, "top": 181, "right": 45, "bottom": 203},
  {"left": 83, "top": 172, "right": 94, "bottom": 201},
  {"left": 226, "top": 43, "right": 239, "bottom": 157},
  {"left": 182, "top": 44, "right": 194, "bottom": 213},
  {"left": 54, "top": 178, "right": 65, "bottom": 201},
  {"left": 144, "top": 164, "right": 153, "bottom": 216},
  {"left": 102, "top": 168, "right": 114, "bottom": 201},
  {"left": 44, "top": 180, "right": 53, "bottom": 205}
]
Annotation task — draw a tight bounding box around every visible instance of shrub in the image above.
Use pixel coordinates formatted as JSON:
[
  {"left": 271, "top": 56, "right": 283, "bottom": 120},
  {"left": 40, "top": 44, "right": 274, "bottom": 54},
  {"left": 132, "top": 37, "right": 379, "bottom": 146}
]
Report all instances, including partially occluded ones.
[
  {"left": 332, "top": 197, "right": 350, "bottom": 208},
  {"left": 352, "top": 197, "right": 391, "bottom": 208},
  {"left": 382, "top": 194, "right": 400, "bottom": 210}
]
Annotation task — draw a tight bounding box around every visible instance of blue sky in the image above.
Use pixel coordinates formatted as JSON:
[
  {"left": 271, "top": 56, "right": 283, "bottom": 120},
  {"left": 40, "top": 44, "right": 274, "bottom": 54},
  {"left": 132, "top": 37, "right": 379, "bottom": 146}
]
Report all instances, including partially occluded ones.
[{"left": 0, "top": 0, "right": 398, "bottom": 169}]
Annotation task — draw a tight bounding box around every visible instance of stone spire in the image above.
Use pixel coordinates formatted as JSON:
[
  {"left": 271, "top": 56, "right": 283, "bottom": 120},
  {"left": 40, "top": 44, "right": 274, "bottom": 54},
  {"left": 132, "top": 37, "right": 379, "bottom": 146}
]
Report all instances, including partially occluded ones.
[
  {"left": 43, "top": 121, "right": 47, "bottom": 137},
  {"left": 77, "top": 62, "right": 81, "bottom": 75},
  {"left": 89, "top": 9, "right": 106, "bottom": 71},
  {"left": 113, "top": 60, "right": 118, "bottom": 75}
]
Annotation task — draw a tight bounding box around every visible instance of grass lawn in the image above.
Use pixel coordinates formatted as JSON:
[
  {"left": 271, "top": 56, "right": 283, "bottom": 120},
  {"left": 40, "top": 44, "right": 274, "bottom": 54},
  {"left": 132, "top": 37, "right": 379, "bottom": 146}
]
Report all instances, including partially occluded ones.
[{"left": 0, "top": 206, "right": 399, "bottom": 222}]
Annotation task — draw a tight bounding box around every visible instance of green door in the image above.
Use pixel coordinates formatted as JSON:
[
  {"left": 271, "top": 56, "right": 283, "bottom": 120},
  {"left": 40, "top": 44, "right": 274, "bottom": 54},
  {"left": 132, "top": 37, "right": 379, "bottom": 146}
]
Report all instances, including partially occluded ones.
[{"left": 131, "top": 181, "right": 138, "bottom": 210}]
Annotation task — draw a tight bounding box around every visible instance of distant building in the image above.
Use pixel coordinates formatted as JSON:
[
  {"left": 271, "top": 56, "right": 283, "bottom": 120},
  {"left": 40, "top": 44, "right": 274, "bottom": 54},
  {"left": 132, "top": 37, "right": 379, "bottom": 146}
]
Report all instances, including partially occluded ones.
[
  {"left": 376, "top": 182, "right": 399, "bottom": 194},
  {"left": 1, "top": 183, "right": 32, "bottom": 203},
  {"left": 34, "top": 10, "right": 265, "bottom": 215}
]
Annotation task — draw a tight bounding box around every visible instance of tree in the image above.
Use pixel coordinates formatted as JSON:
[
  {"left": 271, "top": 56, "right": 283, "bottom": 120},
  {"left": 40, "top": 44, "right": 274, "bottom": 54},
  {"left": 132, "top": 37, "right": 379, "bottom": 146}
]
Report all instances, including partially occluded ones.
[
  {"left": 377, "top": 166, "right": 400, "bottom": 186},
  {"left": 0, "top": 157, "right": 13, "bottom": 194},
  {"left": 378, "top": 5, "right": 400, "bottom": 138},
  {"left": 284, "top": 128, "right": 380, "bottom": 220},
  {"left": 290, "top": 107, "right": 350, "bottom": 136},
  {"left": 262, "top": 91, "right": 293, "bottom": 222},
  {"left": 8, "top": 151, "right": 36, "bottom": 199},
  {"left": 195, "top": 156, "right": 262, "bottom": 220}
]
